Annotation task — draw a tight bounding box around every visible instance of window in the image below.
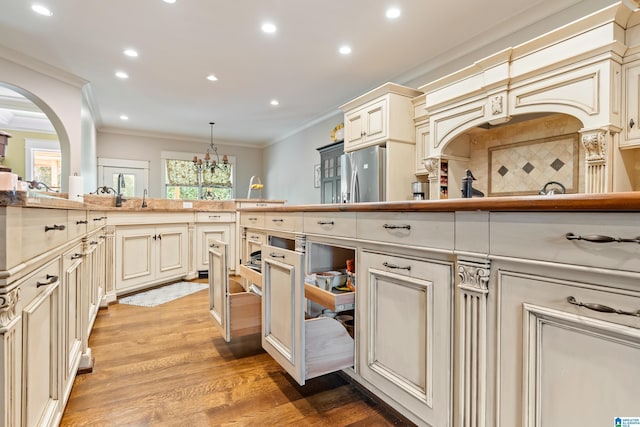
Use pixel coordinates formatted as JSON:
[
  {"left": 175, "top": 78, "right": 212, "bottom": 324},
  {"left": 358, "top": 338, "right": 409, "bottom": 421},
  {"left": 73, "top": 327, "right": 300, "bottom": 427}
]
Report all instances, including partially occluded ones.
[
  {"left": 25, "top": 139, "right": 61, "bottom": 190},
  {"left": 164, "top": 155, "right": 234, "bottom": 200}
]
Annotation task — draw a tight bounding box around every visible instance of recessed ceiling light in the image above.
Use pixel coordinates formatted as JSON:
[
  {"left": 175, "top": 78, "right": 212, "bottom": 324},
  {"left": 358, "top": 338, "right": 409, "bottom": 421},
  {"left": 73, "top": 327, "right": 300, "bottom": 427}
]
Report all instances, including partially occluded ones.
[
  {"left": 386, "top": 7, "right": 401, "bottom": 19},
  {"left": 262, "top": 22, "right": 277, "bottom": 33},
  {"left": 120, "top": 115, "right": 129, "bottom": 121},
  {"left": 163, "top": 0, "right": 176, "bottom": 3},
  {"left": 115, "top": 71, "right": 129, "bottom": 79},
  {"left": 206, "top": 74, "right": 218, "bottom": 81},
  {"left": 123, "top": 48, "right": 138, "bottom": 58},
  {"left": 270, "top": 99, "right": 279, "bottom": 106},
  {"left": 339, "top": 45, "right": 352, "bottom": 55},
  {"left": 31, "top": 4, "right": 53, "bottom": 16}
]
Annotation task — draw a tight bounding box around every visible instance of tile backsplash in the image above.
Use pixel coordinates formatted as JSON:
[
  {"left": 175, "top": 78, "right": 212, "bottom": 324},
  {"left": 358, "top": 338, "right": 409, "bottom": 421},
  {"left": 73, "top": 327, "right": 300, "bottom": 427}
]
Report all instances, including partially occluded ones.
[{"left": 448, "top": 113, "right": 584, "bottom": 197}]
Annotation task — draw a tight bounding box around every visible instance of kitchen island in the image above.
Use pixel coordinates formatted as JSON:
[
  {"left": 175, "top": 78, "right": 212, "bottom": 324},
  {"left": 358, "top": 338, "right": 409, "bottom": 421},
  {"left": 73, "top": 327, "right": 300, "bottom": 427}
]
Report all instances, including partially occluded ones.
[
  {"left": 232, "top": 192, "right": 640, "bottom": 427},
  {"left": 1, "top": 191, "right": 639, "bottom": 427}
]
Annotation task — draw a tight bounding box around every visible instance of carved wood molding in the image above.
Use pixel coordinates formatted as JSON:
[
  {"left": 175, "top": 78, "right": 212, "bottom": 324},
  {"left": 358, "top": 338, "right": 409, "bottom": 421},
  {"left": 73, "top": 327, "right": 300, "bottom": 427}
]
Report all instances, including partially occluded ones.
[
  {"left": 581, "top": 129, "right": 607, "bottom": 164},
  {"left": 457, "top": 258, "right": 491, "bottom": 427},
  {"left": 0, "top": 287, "right": 20, "bottom": 328}
]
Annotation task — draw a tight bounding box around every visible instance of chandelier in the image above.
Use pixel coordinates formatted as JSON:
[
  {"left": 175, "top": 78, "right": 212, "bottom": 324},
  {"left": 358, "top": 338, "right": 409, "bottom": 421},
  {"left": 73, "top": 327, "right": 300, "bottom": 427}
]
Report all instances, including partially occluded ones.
[{"left": 192, "top": 122, "right": 228, "bottom": 173}]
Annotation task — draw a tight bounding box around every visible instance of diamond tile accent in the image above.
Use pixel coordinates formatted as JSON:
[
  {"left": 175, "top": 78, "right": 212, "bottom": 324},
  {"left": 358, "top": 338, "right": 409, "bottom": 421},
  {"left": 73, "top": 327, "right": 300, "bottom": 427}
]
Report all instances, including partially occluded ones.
[
  {"left": 522, "top": 162, "right": 535, "bottom": 174},
  {"left": 498, "top": 165, "right": 509, "bottom": 176},
  {"left": 550, "top": 158, "right": 565, "bottom": 171}
]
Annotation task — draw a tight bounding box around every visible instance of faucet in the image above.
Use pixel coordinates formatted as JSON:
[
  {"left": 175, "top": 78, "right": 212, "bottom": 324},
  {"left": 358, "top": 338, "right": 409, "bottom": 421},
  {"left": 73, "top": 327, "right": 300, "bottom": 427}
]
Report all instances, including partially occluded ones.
[
  {"left": 115, "top": 173, "right": 126, "bottom": 207},
  {"left": 247, "top": 176, "right": 264, "bottom": 199},
  {"left": 141, "top": 188, "right": 148, "bottom": 208},
  {"left": 461, "top": 169, "right": 485, "bottom": 198},
  {"left": 539, "top": 181, "right": 566, "bottom": 196}
]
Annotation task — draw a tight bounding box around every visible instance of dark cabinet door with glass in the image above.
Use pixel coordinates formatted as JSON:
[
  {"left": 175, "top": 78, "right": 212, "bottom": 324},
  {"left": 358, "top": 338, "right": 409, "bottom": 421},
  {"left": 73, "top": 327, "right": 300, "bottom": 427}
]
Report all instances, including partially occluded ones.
[{"left": 317, "top": 141, "right": 343, "bottom": 204}]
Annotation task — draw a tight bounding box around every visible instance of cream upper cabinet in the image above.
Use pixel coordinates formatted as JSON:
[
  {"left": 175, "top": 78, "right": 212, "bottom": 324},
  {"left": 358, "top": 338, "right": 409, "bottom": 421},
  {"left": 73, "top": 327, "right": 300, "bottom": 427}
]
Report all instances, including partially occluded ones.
[
  {"left": 340, "top": 83, "right": 423, "bottom": 153},
  {"left": 623, "top": 60, "right": 640, "bottom": 148}
]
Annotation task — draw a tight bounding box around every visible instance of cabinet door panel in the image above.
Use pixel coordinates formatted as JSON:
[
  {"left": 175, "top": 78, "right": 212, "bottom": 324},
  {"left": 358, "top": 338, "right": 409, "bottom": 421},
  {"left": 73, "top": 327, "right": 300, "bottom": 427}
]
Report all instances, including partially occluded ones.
[
  {"left": 116, "top": 229, "right": 153, "bottom": 289},
  {"left": 197, "top": 224, "right": 230, "bottom": 271},
  {"left": 262, "top": 245, "right": 305, "bottom": 384},
  {"left": 499, "top": 271, "right": 640, "bottom": 427},
  {"left": 360, "top": 251, "right": 452, "bottom": 425},
  {"left": 23, "top": 276, "right": 60, "bottom": 427},
  {"left": 156, "top": 226, "right": 187, "bottom": 278},
  {"left": 365, "top": 100, "right": 386, "bottom": 141},
  {"left": 208, "top": 239, "right": 230, "bottom": 341}
]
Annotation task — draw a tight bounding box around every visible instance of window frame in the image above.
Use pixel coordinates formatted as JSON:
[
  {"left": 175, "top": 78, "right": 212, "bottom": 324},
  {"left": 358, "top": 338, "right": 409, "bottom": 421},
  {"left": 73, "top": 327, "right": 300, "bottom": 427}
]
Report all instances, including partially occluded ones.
[{"left": 161, "top": 150, "right": 236, "bottom": 200}]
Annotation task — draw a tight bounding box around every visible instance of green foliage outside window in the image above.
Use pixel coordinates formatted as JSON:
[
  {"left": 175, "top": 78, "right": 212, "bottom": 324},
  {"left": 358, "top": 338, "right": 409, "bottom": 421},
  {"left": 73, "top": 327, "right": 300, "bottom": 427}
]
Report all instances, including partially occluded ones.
[{"left": 165, "top": 159, "right": 232, "bottom": 200}]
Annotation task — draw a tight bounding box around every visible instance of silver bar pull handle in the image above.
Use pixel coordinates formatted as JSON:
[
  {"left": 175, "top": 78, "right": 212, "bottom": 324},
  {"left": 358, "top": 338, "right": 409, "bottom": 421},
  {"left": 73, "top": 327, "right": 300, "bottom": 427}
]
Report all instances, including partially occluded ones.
[
  {"left": 382, "top": 261, "right": 411, "bottom": 271},
  {"left": 567, "top": 296, "right": 640, "bottom": 317},
  {"left": 37, "top": 274, "right": 58, "bottom": 287},
  {"left": 565, "top": 232, "right": 640, "bottom": 244},
  {"left": 383, "top": 224, "right": 411, "bottom": 230},
  {"left": 269, "top": 253, "right": 285, "bottom": 259}
]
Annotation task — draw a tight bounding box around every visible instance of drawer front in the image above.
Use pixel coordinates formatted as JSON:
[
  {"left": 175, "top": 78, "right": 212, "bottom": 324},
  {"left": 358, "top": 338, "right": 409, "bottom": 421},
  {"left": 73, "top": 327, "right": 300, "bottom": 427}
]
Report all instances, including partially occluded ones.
[
  {"left": 240, "top": 212, "right": 265, "bottom": 228},
  {"left": 239, "top": 202, "right": 281, "bottom": 208},
  {"left": 67, "top": 210, "right": 87, "bottom": 240},
  {"left": 303, "top": 212, "right": 356, "bottom": 238},
  {"left": 19, "top": 256, "right": 61, "bottom": 309},
  {"left": 356, "top": 212, "right": 455, "bottom": 250},
  {"left": 264, "top": 212, "right": 303, "bottom": 233},
  {"left": 490, "top": 212, "right": 640, "bottom": 273},
  {"left": 195, "top": 212, "right": 234, "bottom": 222},
  {"left": 246, "top": 231, "right": 266, "bottom": 245},
  {"left": 22, "top": 208, "right": 69, "bottom": 261},
  {"left": 87, "top": 211, "right": 107, "bottom": 231}
]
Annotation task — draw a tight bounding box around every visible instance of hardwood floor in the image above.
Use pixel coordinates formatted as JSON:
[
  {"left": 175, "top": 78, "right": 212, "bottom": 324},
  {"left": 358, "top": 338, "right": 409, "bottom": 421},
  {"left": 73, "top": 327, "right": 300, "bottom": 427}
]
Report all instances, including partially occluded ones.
[{"left": 61, "top": 279, "right": 411, "bottom": 426}]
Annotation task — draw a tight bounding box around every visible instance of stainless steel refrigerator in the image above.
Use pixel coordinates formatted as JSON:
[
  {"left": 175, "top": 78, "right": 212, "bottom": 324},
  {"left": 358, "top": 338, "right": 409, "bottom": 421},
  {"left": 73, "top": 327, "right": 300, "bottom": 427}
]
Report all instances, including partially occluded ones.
[{"left": 340, "top": 145, "right": 386, "bottom": 203}]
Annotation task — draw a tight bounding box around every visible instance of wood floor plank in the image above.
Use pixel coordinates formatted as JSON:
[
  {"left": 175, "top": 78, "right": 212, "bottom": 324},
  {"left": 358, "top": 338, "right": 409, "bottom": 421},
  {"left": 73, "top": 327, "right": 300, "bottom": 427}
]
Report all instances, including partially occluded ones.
[{"left": 61, "top": 279, "right": 412, "bottom": 426}]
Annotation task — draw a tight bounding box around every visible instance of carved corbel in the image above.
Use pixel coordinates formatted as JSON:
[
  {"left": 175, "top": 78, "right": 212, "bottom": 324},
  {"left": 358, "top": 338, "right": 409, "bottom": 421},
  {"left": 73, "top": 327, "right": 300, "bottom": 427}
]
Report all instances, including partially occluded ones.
[
  {"left": 0, "top": 288, "right": 20, "bottom": 328},
  {"left": 423, "top": 158, "right": 440, "bottom": 180},
  {"left": 580, "top": 129, "right": 610, "bottom": 193}
]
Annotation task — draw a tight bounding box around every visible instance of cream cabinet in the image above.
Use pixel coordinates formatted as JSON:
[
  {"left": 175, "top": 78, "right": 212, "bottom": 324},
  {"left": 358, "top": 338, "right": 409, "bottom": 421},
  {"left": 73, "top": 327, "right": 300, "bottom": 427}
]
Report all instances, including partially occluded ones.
[
  {"left": 208, "top": 239, "right": 260, "bottom": 342},
  {"left": 623, "top": 60, "right": 640, "bottom": 148},
  {"left": 340, "top": 83, "right": 423, "bottom": 153},
  {"left": 114, "top": 224, "right": 188, "bottom": 293},
  {"left": 358, "top": 250, "right": 452, "bottom": 426},
  {"left": 61, "top": 244, "right": 83, "bottom": 405},
  {"left": 195, "top": 212, "right": 235, "bottom": 274},
  {"left": 261, "top": 241, "right": 356, "bottom": 386},
  {"left": 18, "top": 257, "right": 62, "bottom": 427},
  {"left": 496, "top": 267, "right": 640, "bottom": 427}
]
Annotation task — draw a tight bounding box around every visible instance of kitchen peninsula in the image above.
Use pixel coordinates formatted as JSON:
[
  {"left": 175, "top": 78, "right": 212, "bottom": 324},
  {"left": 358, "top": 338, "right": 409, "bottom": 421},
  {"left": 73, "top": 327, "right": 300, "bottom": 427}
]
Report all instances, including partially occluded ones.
[{"left": 1, "top": 192, "right": 639, "bottom": 426}]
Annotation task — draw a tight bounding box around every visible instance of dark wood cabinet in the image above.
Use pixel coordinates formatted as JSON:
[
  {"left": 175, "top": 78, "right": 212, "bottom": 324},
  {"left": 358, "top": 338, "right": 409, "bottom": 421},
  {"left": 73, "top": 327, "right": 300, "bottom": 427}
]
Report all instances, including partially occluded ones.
[{"left": 317, "top": 141, "right": 343, "bottom": 204}]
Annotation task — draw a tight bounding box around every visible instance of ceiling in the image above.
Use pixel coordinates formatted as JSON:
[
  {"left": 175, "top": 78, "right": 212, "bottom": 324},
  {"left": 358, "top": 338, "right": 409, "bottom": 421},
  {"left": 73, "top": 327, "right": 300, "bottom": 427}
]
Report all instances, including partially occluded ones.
[{"left": 0, "top": 0, "right": 595, "bottom": 147}]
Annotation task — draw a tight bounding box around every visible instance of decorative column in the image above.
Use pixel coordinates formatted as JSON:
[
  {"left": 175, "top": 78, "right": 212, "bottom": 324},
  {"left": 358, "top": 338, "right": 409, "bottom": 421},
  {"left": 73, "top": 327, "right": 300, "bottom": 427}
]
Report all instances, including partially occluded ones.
[
  {"left": 580, "top": 128, "right": 610, "bottom": 193},
  {"left": 0, "top": 287, "right": 20, "bottom": 426},
  {"left": 456, "top": 257, "right": 491, "bottom": 427},
  {"left": 101, "top": 225, "right": 116, "bottom": 306},
  {"left": 424, "top": 157, "right": 441, "bottom": 200}
]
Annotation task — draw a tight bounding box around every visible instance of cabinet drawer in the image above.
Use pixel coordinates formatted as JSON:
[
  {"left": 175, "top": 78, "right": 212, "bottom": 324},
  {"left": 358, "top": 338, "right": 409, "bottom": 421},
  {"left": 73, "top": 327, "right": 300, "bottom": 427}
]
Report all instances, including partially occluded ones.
[
  {"left": 87, "top": 211, "right": 107, "bottom": 231},
  {"left": 264, "top": 212, "right": 302, "bottom": 233},
  {"left": 303, "top": 212, "right": 356, "bottom": 238},
  {"left": 195, "top": 212, "right": 234, "bottom": 222},
  {"left": 22, "top": 208, "right": 68, "bottom": 261},
  {"left": 67, "top": 210, "right": 87, "bottom": 240},
  {"left": 356, "top": 212, "right": 454, "bottom": 250},
  {"left": 19, "top": 257, "right": 61, "bottom": 309},
  {"left": 240, "top": 212, "right": 265, "bottom": 228},
  {"left": 246, "top": 231, "right": 266, "bottom": 245},
  {"left": 490, "top": 212, "right": 640, "bottom": 273}
]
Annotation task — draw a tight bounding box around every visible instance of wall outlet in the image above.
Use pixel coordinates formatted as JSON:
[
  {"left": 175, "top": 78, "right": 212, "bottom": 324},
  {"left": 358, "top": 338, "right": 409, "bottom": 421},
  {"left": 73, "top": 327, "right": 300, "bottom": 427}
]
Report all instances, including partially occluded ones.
[{"left": 182, "top": 201, "right": 193, "bottom": 208}]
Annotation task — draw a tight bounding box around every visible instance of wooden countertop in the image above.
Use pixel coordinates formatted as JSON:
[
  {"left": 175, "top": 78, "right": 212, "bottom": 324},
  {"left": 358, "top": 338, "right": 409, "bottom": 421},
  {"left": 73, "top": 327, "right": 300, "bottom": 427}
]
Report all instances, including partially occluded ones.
[
  {"left": 238, "top": 192, "right": 640, "bottom": 212},
  {"left": 0, "top": 192, "right": 284, "bottom": 212}
]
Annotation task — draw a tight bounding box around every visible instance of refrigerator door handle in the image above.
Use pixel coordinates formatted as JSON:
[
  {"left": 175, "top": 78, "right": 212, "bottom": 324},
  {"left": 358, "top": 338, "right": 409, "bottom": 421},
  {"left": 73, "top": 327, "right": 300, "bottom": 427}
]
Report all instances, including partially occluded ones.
[{"left": 351, "top": 168, "right": 359, "bottom": 203}]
